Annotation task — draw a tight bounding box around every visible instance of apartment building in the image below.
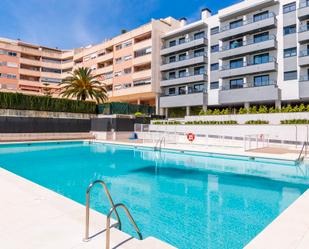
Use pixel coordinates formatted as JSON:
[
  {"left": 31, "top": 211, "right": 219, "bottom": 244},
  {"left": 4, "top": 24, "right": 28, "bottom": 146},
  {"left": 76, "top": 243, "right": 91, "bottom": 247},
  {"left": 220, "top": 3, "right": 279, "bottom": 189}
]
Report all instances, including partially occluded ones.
[
  {"left": 159, "top": 0, "right": 309, "bottom": 117},
  {"left": 0, "top": 17, "right": 180, "bottom": 109}
]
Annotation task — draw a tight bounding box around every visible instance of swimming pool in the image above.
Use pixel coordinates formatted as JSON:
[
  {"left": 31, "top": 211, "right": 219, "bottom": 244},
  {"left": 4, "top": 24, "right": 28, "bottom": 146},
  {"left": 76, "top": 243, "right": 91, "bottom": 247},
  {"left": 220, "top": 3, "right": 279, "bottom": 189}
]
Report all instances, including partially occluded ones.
[{"left": 1, "top": 141, "right": 308, "bottom": 249}]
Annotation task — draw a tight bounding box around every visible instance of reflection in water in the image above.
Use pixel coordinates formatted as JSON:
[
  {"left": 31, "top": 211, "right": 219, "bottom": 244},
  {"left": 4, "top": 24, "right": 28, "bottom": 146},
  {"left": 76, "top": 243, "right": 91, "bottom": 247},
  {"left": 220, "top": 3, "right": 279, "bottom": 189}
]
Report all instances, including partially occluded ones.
[{"left": 0, "top": 142, "right": 308, "bottom": 249}]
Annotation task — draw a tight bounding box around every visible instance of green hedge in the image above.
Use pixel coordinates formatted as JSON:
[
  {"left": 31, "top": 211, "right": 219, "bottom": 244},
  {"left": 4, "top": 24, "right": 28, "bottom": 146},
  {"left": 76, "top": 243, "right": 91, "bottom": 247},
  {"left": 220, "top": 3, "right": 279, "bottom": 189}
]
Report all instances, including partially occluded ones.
[
  {"left": 0, "top": 92, "right": 97, "bottom": 114},
  {"left": 98, "top": 102, "right": 155, "bottom": 115},
  {"left": 153, "top": 120, "right": 238, "bottom": 125},
  {"left": 281, "top": 119, "right": 309, "bottom": 124},
  {"left": 245, "top": 120, "right": 269, "bottom": 125}
]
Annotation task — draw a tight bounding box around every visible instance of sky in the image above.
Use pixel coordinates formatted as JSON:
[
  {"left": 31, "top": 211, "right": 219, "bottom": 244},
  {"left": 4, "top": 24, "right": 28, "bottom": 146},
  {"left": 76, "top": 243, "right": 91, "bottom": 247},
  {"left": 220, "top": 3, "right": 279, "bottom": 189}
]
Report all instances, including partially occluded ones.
[{"left": 0, "top": 0, "right": 241, "bottom": 50}]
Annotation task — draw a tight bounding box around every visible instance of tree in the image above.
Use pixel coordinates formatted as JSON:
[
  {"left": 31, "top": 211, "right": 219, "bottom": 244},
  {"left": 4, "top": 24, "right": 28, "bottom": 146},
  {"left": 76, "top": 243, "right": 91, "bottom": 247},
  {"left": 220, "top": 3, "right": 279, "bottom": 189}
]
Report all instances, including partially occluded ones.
[{"left": 59, "top": 67, "right": 108, "bottom": 103}]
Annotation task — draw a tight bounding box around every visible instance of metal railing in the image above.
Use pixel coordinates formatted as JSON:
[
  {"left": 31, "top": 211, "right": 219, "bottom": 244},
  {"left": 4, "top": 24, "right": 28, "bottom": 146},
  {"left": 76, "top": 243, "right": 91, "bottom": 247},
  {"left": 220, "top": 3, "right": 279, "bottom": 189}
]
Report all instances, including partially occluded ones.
[
  {"left": 106, "top": 203, "right": 142, "bottom": 249},
  {"left": 162, "top": 53, "right": 207, "bottom": 65},
  {"left": 221, "top": 81, "right": 277, "bottom": 91},
  {"left": 297, "top": 141, "right": 308, "bottom": 162},
  {"left": 154, "top": 136, "right": 166, "bottom": 151},
  {"left": 162, "top": 72, "right": 207, "bottom": 81},
  {"left": 162, "top": 36, "right": 206, "bottom": 49},
  {"left": 84, "top": 180, "right": 121, "bottom": 241},
  {"left": 221, "top": 56, "right": 277, "bottom": 71}
]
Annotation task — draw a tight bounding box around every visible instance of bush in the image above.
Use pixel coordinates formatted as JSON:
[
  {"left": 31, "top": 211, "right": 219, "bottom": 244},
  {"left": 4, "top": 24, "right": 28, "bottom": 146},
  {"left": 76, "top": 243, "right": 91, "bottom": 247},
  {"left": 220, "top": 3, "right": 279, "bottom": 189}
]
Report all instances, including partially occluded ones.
[
  {"left": 245, "top": 120, "right": 269, "bottom": 125},
  {"left": 134, "top": 112, "right": 144, "bottom": 117},
  {"left": 281, "top": 119, "right": 309, "bottom": 124},
  {"left": 0, "top": 92, "right": 96, "bottom": 113}
]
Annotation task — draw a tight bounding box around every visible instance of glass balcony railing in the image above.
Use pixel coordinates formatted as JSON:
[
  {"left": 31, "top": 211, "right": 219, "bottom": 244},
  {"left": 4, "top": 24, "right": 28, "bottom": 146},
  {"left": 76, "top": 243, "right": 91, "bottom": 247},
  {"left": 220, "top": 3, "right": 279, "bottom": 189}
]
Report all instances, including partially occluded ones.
[
  {"left": 161, "top": 88, "right": 207, "bottom": 97},
  {"left": 300, "top": 1, "right": 309, "bottom": 8},
  {"left": 220, "top": 12, "right": 276, "bottom": 33},
  {"left": 221, "top": 80, "right": 276, "bottom": 90},
  {"left": 299, "top": 50, "right": 309, "bottom": 57},
  {"left": 162, "top": 72, "right": 206, "bottom": 81},
  {"left": 299, "top": 25, "right": 309, "bottom": 32},
  {"left": 300, "top": 75, "right": 309, "bottom": 81},
  {"left": 220, "top": 56, "right": 277, "bottom": 71},
  {"left": 162, "top": 36, "right": 206, "bottom": 49},
  {"left": 220, "top": 35, "right": 276, "bottom": 52},
  {"left": 162, "top": 53, "right": 207, "bottom": 65}
]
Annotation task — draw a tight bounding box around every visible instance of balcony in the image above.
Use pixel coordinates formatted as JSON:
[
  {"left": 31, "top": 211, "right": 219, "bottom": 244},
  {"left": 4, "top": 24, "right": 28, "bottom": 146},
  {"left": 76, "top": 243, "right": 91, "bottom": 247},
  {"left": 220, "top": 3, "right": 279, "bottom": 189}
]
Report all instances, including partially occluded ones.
[
  {"left": 219, "top": 82, "right": 279, "bottom": 104},
  {"left": 19, "top": 57, "right": 41, "bottom": 67},
  {"left": 19, "top": 68, "right": 41, "bottom": 77},
  {"left": 161, "top": 73, "right": 207, "bottom": 87},
  {"left": 300, "top": 75, "right": 309, "bottom": 98},
  {"left": 160, "top": 54, "right": 207, "bottom": 71},
  {"left": 299, "top": 25, "right": 309, "bottom": 44},
  {"left": 95, "top": 65, "right": 113, "bottom": 75},
  {"left": 160, "top": 91, "right": 207, "bottom": 108},
  {"left": 219, "top": 35, "right": 277, "bottom": 60},
  {"left": 299, "top": 50, "right": 309, "bottom": 66},
  {"left": 132, "top": 69, "right": 152, "bottom": 80},
  {"left": 298, "top": 1, "right": 309, "bottom": 20},
  {"left": 160, "top": 37, "right": 207, "bottom": 56},
  {"left": 133, "top": 54, "right": 152, "bottom": 65},
  {"left": 133, "top": 39, "right": 152, "bottom": 51},
  {"left": 217, "top": 13, "right": 277, "bottom": 41},
  {"left": 220, "top": 57, "right": 277, "bottom": 79}
]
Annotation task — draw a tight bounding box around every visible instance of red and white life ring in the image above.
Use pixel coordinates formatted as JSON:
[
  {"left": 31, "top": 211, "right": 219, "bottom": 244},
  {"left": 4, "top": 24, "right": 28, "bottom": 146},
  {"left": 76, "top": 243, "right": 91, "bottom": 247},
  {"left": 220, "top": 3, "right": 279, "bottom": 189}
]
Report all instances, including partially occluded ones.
[{"left": 187, "top": 133, "right": 195, "bottom": 142}]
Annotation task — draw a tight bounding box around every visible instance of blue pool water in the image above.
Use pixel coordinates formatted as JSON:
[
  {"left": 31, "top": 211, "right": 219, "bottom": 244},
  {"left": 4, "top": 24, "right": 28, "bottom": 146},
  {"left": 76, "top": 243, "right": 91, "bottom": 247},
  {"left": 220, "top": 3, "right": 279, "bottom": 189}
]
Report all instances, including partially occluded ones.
[{"left": 1, "top": 141, "right": 309, "bottom": 249}]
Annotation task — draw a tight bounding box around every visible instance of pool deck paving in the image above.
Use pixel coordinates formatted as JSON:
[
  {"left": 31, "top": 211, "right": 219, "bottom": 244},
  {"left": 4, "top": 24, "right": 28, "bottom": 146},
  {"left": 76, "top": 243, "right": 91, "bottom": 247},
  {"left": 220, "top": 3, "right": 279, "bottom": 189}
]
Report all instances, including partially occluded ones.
[{"left": 1, "top": 139, "right": 309, "bottom": 249}]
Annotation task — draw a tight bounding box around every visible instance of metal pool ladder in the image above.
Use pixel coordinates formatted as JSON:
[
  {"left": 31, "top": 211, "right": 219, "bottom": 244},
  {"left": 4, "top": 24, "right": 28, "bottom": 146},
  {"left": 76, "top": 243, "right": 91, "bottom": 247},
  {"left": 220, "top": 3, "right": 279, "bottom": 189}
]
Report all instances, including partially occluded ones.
[
  {"left": 154, "top": 136, "right": 165, "bottom": 151},
  {"left": 83, "top": 180, "right": 142, "bottom": 248},
  {"left": 297, "top": 141, "right": 308, "bottom": 163}
]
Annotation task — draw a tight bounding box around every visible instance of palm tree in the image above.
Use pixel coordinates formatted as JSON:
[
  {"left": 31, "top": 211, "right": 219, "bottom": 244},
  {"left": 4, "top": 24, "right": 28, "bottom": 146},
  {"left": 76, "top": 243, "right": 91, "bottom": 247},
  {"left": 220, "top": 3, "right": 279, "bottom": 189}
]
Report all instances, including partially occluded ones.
[{"left": 59, "top": 67, "right": 108, "bottom": 103}]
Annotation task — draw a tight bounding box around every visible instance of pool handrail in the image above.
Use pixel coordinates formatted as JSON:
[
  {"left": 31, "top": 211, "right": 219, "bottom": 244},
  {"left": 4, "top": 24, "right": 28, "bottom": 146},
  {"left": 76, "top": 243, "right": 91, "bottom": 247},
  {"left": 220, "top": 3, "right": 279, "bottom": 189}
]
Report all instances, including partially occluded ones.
[
  {"left": 84, "top": 180, "right": 122, "bottom": 241},
  {"left": 106, "top": 203, "right": 142, "bottom": 249}
]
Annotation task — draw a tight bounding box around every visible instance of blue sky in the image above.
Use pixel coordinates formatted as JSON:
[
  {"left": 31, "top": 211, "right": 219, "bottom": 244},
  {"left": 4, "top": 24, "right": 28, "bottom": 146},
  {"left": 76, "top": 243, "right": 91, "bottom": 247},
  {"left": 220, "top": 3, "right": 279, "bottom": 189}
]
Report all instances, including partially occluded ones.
[{"left": 0, "top": 0, "right": 241, "bottom": 49}]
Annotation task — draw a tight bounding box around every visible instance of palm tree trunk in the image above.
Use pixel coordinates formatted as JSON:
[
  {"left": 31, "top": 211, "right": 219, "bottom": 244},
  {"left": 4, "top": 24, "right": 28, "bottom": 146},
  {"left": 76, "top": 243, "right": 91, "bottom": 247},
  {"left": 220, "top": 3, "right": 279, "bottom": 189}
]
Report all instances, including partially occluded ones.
[{"left": 81, "top": 93, "right": 86, "bottom": 101}]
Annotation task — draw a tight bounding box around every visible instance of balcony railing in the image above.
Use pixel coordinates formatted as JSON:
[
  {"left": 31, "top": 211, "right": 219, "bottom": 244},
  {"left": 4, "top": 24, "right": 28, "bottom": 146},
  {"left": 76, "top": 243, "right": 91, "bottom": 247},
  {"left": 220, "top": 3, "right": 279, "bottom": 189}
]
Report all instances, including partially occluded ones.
[
  {"left": 300, "top": 1, "right": 309, "bottom": 8},
  {"left": 221, "top": 56, "right": 276, "bottom": 71},
  {"left": 161, "top": 89, "right": 207, "bottom": 97},
  {"left": 221, "top": 80, "right": 276, "bottom": 91},
  {"left": 299, "top": 50, "right": 309, "bottom": 57},
  {"left": 300, "top": 75, "right": 309, "bottom": 81},
  {"left": 162, "top": 53, "right": 207, "bottom": 65},
  {"left": 220, "top": 12, "right": 276, "bottom": 32},
  {"left": 162, "top": 72, "right": 206, "bottom": 81},
  {"left": 299, "top": 24, "right": 309, "bottom": 32},
  {"left": 220, "top": 35, "right": 276, "bottom": 51},
  {"left": 162, "top": 37, "right": 206, "bottom": 49}
]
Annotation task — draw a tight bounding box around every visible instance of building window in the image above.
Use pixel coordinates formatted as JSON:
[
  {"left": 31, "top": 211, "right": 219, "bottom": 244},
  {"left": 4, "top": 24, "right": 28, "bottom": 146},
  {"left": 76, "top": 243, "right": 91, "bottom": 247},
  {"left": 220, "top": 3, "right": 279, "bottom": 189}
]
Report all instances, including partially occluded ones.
[
  {"left": 254, "top": 32, "right": 269, "bottom": 43},
  {"left": 253, "top": 53, "right": 269, "bottom": 64},
  {"left": 194, "top": 31, "right": 205, "bottom": 40},
  {"left": 115, "top": 57, "right": 122, "bottom": 64},
  {"left": 194, "top": 48, "right": 205, "bottom": 57},
  {"left": 230, "top": 58, "right": 244, "bottom": 69},
  {"left": 210, "top": 82, "right": 219, "bottom": 89},
  {"left": 230, "top": 78, "right": 244, "bottom": 89},
  {"left": 169, "top": 56, "right": 176, "bottom": 63},
  {"left": 169, "top": 72, "right": 176, "bottom": 79},
  {"left": 124, "top": 55, "right": 132, "bottom": 61},
  {"left": 169, "top": 40, "right": 176, "bottom": 47},
  {"left": 284, "top": 47, "right": 297, "bottom": 58},
  {"left": 179, "top": 53, "right": 187, "bottom": 61},
  {"left": 253, "top": 11, "right": 269, "bottom": 22},
  {"left": 284, "top": 25, "right": 296, "bottom": 35},
  {"left": 168, "top": 88, "right": 176, "bottom": 95},
  {"left": 134, "top": 47, "right": 151, "bottom": 57},
  {"left": 211, "top": 63, "right": 219, "bottom": 71},
  {"left": 254, "top": 75, "right": 270, "bottom": 86},
  {"left": 194, "top": 66, "right": 205, "bottom": 75},
  {"left": 179, "top": 37, "right": 185, "bottom": 44},
  {"left": 284, "top": 71, "right": 297, "bottom": 80},
  {"left": 115, "top": 44, "right": 122, "bottom": 50},
  {"left": 211, "top": 44, "right": 219, "bottom": 53},
  {"left": 283, "top": 2, "right": 296, "bottom": 14},
  {"left": 41, "top": 77, "right": 62, "bottom": 84},
  {"left": 229, "top": 38, "right": 243, "bottom": 49},
  {"left": 123, "top": 68, "right": 132, "bottom": 74},
  {"left": 210, "top": 26, "right": 219, "bottom": 35},
  {"left": 8, "top": 51, "right": 17, "bottom": 57},
  {"left": 123, "top": 41, "right": 132, "bottom": 47},
  {"left": 114, "top": 71, "right": 122, "bottom": 77},
  {"left": 179, "top": 69, "right": 187, "bottom": 77},
  {"left": 179, "top": 86, "right": 186, "bottom": 95},
  {"left": 42, "top": 67, "right": 61, "bottom": 74},
  {"left": 229, "top": 19, "right": 243, "bottom": 29},
  {"left": 193, "top": 84, "right": 204, "bottom": 93}
]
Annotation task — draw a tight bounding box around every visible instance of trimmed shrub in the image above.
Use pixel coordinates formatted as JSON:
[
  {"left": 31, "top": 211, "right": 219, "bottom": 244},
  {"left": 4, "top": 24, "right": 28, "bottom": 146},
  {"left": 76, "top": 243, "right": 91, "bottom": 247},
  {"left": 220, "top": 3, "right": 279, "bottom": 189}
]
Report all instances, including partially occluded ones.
[
  {"left": 281, "top": 119, "right": 309, "bottom": 124},
  {"left": 245, "top": 120, "right": 269, "bottom": 125}
]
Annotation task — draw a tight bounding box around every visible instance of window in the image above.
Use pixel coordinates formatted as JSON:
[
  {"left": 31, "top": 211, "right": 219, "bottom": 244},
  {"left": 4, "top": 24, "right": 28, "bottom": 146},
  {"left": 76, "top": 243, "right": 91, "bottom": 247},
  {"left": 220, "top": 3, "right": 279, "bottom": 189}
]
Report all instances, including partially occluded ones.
[
  {"left": 284, "top": 71, "right": 297, "bottom": 80},
  {"left": 168, "top": 88, "right": 176, "bottom": 95},
  {"left": 0, "top": 62, "right": 17, "bottom": 68},
  {"left": 230, "top": 58, "right": 243, "bottom": 69},
  {"left": 123, "top": 68, "right": 132, "bottom": 74},
  {"left": 283, "top": 2, "right": 296, "bottom": 14},
  {"left": 41, "top": 67, "right": 61, "bottom": 74},
  {"left": 229, "top": 39, "right": 243, "bottom": 49},
  {"left": 41, "top": 77, "right": 62, "bottom": 84},
  {"left": 124, "top": 55, "right": 132, "bottom": 61},
  {"left": 194, "top": 31, "right": 205, "bottom": 40},
  {"left": 284, "top": 25, "right": 296, "bottom": 35},
  {"left": 179, "top": 69, "right": 187, "bottom": 77},
  {"left": 211, "top": 63, "right": 219, "bottom": 71},
  {"left": 230, "top": 78, "right": 244, "bottom": 89},
  {"left": 254, "top": 32, "right": 269, "bottom": 43},
  {"left": 284, "top": 47, "right": 297, "bottom": 58},
  {"left": 179, "top": 86, "right": 186, "bottom": 95},
  {"left": 194, "top": 48, "right": 205, "bottom": 57},
  {"left": 229, "top": 19, "right": 243, "bottom": 29},
  {"left": 179, "top": 37, "right": 185, "bottom": 44},
  {"left": 0, "top": 73, "right": 16, "bottom": 79},
  {"left": 254, "top": 75, "right": 270, "bottom": 86},
  {"left": 169, "top": 72, "right": 176, "bottom": 79},
  {"left": 179, "top": 53, "right": 186, "bottom": 61},
  {"left": 115, "top": 44, "right": 122, "bottom": 50},
  {"left": 169, "top": 40, "right": 176, "bottom": 47},
  {"left": 210, "top": 82, "right": 219, "bottom": 89},
  {"left": 169, "top": 56, "right": 176, "bottom": 63},
  {"left": 133, "top": 78, "right": 151, "bottom": 86},
  {"left": 194, "top": 66, "right": 205, "bottom": 75},
  {"left": 193, "top": 84, "right": 204, "bottom": 93},
  {"left": 115, "top": 57, "right": 122, "bottom": 64},
  {"left": 211, "top": 26, "right": 219, "bottom": 35},
  {"left": 253, "top": 53, "right": 269, "bottom": 64},
  {"left": 211, "top": 44, "right": 219, "bottom": 53},
  {"left": 8, "top": 51, "right": 17, "bottom": 57},
  {"left": 253, "top": 11, "right": 269, "bottom": 22},
  {"left": 134, "top": 47, "right": 151, "bottom": 57},
  {"left": 114, "top": 71, "right": 122, "bottom": 77},
  {"left": 123, "top": 41, "right": 132, "bottom": 47}
]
